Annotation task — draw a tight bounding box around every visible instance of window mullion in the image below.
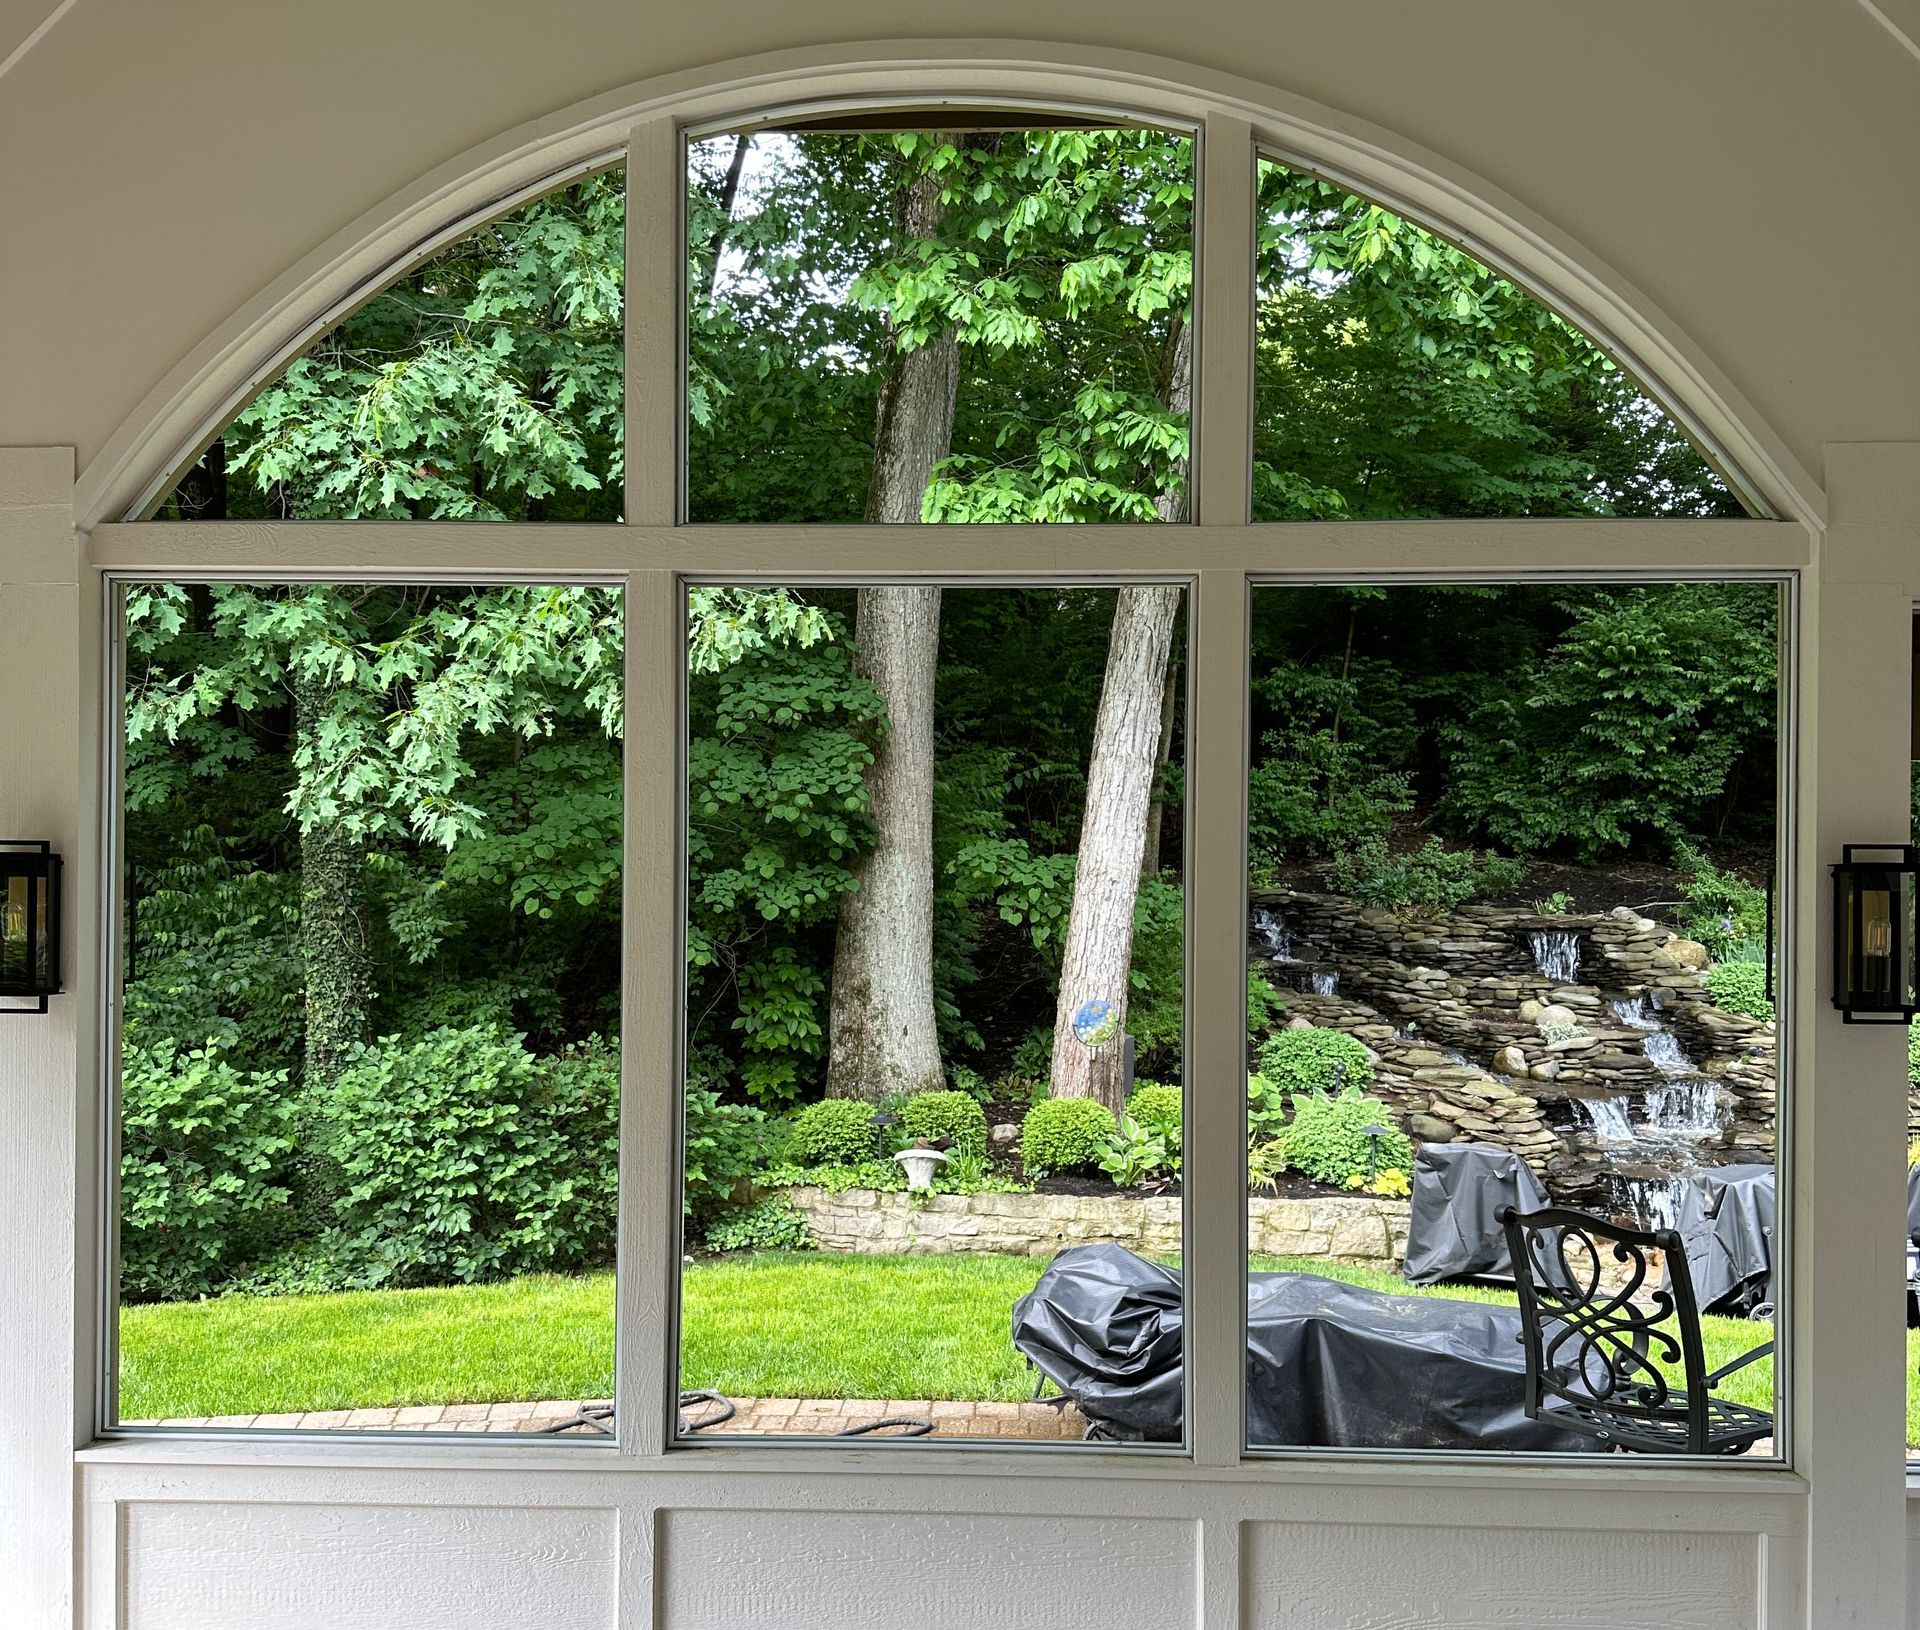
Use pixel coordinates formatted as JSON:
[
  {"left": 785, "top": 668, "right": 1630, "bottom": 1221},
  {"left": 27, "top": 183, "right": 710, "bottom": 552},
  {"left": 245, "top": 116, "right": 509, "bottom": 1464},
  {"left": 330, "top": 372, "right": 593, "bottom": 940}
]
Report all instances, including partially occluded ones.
[
  {"left": 1186, "top": 566, "right": 1250, "bottom": 1466},
  {"left": 615, "top": 570, "right": 682, "bottom": 1456},
  {"left": 625, "top": 117, "right": 682, "bottom": 527},
  {"left": 1194, "top": 116, "right": 1255, "bottom": 528}
]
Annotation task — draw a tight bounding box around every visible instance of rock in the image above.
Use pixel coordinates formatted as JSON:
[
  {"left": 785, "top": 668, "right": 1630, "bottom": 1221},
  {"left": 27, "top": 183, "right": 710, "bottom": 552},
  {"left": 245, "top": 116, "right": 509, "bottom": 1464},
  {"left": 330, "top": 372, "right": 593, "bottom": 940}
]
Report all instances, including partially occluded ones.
[
  {"left": 1492, "top": 1045, "right": 1529, "bottom": 1075},
  {"left": 1287, "top": 1015, "right": 1314, "bottom": 1029},
  {"left": 1409, "top": 1113, "right": 1458, "bottom": 1143},
  {"left": 1611, "top": 906, "right": 1639, "bottom": 921},
  {"left": 1636, "top": 918, "right": 1658, "bottom": 933},
  {"left": 1529, "top": 1060, "right": 1562, "bottom": 1081},
  {"left": 1664, "top": 937, "right": 1710, "bottom": 970},
  {"left": 1536, "top": 1003, "right": 1576, "bottom": 1029},
  {"left": 1518, "top": 998, "right": 1545, "bottom": 1023},
  {"left": 989, "top": 1122, "right": 1019, "bottom": 1147}
]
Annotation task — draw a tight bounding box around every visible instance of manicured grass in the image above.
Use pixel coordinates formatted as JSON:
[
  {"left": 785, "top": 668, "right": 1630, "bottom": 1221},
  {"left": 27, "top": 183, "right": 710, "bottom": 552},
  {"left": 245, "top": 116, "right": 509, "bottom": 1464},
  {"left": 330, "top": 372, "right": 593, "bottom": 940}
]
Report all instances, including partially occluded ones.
[{"left": 120, "top": 1249, "right": 1824, "bottom": 1434}]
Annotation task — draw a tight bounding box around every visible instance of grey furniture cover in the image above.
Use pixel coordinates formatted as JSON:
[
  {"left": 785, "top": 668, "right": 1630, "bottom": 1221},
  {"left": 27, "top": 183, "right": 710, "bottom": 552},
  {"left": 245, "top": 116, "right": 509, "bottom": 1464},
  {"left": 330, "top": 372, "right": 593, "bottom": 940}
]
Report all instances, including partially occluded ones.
[
  {"left": 1403, "top": 1143, "right": 1555, "bottom": 1285},
  {"left": 1667, "top": 1163, "right": 1775, "bottom": 1319},
  {"left": 1010, "top": 1242, "right": 1589, "bottom": 1452},
  {"left": 1907, "top": 1164, "right": 1920, "bottom": 1246}
]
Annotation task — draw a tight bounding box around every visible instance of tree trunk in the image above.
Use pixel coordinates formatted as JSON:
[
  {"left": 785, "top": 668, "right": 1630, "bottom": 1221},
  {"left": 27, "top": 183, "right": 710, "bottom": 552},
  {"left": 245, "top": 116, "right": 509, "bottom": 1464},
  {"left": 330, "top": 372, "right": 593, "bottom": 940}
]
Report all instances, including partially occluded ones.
[
  {"left": 825, "top": 141, "right": 958, "bottom": 1103},
  {"left": 1049, "top": 319, "right": 1193, "bottom": 1114},
  {"left": 294, "top": 669, "right": 371, "bottom": 1084},
  {"left": 1141, "top": 652, "right": 1179, "bottom": 881}
]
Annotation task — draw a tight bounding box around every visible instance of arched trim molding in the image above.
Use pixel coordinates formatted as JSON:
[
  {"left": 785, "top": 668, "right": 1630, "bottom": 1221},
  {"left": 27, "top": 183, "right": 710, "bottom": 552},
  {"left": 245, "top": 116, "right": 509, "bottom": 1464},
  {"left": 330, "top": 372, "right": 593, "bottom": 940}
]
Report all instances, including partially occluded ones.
[{"left": 75, "top": 39, "right": 1826, "bottom": 532}]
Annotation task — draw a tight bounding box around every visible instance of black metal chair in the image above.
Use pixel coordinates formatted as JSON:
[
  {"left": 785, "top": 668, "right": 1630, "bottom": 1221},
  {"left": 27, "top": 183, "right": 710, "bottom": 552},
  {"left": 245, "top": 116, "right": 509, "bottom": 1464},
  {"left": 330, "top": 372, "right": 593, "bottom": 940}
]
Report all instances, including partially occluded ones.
[{"left": 1497, "top": 1204, "right": 1774, "bottom": 1456}]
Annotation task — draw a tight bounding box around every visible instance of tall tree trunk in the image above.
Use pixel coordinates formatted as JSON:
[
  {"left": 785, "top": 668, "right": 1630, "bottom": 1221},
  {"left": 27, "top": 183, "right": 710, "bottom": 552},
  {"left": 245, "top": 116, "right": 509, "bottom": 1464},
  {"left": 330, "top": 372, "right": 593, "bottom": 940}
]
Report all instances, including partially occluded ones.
[
  {"left": 825, "top": 141, "right": 958, "bottom": 1103},
  {"left": 1141, "top": 652, "right": 1179, "bottom": 881},
  {"left": 1050, "top": 319, "right": 1192, "bottom": 1114},
  {"left": 294, "top": 670, "right": 370, "bottom": 1084}
]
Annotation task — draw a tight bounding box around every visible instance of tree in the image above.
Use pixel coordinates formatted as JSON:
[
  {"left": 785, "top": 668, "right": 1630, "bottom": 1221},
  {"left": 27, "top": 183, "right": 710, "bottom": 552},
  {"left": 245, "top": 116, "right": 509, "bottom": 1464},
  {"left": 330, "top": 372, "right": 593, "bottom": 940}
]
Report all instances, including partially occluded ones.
[{"left": 827, "top": 141, "right": 960, "bottom": 1102}]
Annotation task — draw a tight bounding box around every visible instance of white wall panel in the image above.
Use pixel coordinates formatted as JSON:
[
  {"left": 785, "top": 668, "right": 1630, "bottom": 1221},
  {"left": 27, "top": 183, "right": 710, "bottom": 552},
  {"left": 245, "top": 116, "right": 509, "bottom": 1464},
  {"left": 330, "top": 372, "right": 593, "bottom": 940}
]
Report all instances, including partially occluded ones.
[
  {"left": 660, "top": 1509, "right": 1195, "bottom": 1630},
  {"left": 119, "top": 1501, "right": 616, "bottom": 1630},
  {"left": 1246, "top": 1520, "right": 1757, "bottom": 1629}
]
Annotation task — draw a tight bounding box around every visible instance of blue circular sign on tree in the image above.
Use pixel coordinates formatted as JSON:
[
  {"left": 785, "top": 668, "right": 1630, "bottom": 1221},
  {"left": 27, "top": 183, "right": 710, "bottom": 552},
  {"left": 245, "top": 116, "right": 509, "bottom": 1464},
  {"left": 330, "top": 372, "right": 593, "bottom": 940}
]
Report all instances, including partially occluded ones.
[{"left": 1071, "top": 997, "right": 1120, "bottom": 1048}]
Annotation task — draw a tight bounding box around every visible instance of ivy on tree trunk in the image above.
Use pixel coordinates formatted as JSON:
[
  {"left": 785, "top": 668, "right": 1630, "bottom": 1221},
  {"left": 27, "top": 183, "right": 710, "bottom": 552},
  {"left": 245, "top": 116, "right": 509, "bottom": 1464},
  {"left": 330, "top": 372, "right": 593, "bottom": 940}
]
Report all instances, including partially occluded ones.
[{"left": 294, "top": 668, "right": 370, "bottom": 1083}]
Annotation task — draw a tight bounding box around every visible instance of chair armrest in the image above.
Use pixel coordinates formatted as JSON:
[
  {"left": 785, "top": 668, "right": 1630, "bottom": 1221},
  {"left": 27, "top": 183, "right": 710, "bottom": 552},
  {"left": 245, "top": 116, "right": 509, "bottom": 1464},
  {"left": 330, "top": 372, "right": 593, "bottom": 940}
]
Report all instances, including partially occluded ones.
[{"left": 1704, "top": 1340, "right": 1773, "bottom": 1388}]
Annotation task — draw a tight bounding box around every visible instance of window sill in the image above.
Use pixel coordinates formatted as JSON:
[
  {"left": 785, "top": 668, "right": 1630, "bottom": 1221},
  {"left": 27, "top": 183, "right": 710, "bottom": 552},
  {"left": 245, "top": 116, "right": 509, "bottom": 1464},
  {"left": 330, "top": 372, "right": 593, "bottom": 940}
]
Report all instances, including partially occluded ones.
[{"left": 77, "top": 1431, "right": 1807, "bottom": 1498}]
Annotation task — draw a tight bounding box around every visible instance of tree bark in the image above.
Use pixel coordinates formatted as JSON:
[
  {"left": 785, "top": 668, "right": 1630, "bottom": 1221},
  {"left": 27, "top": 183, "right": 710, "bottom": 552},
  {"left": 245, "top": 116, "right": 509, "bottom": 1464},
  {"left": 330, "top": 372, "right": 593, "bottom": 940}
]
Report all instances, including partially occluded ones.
[
  {"left": 294, "top": 669, "right": 371, "bottom": 1084},
  {"left": 1141, "top": 652, "right": 1179, "bottom": 881},
  {"left": 825, "top": 140, "right": 958, "bottom": 1103},
  {"left": 1049, "top": 318, "right": 1192, "bottom": 1114}
]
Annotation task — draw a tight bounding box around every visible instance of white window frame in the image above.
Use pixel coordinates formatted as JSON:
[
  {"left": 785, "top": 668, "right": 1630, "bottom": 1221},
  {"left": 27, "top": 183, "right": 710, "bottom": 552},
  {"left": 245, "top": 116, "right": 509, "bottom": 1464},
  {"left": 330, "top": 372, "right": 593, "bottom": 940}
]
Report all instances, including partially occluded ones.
[{"left": 78, "top": 85, "right": 1823, "bottom": 1491}]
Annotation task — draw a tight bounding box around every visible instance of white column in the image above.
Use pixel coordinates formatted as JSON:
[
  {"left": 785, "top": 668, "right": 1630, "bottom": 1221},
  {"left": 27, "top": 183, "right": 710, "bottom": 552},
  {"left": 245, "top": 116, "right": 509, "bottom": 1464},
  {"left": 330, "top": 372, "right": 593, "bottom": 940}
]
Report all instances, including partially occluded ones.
[
  {"left": 0, "top": 447, "right": 83, "bottom": 1628},
  {"left": 1799, "top": 442, "right": 1920, "bottom": 1626}
]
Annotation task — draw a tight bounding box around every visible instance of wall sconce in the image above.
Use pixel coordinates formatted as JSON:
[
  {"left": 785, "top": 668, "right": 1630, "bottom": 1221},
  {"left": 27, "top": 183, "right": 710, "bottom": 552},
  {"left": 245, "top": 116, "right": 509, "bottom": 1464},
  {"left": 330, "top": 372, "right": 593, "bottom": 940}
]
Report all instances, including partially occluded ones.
[
  {"left": 1832, "top": 844, "right": 1918, "bottom": 1024},
  {"left": 0, "top": 840, "right": 62, "bottom": 1013}
]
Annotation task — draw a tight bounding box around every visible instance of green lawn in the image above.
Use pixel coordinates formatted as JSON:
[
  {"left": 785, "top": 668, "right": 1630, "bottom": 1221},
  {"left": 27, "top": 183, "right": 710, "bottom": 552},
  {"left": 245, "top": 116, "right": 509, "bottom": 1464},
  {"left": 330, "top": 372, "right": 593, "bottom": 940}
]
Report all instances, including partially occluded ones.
[{"left": 119, "top": 1250, "right": 1828, "bottom": 1434}]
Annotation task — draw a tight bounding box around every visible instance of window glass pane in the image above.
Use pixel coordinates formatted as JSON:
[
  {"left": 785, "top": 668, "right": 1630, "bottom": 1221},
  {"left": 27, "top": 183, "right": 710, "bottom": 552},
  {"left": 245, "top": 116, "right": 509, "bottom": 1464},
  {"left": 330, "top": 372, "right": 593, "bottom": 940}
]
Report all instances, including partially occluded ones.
[
  {"left": 114, "top": 582, "right": 623, "bottom": 1436},
  {"left": 1253, "top": 156, "right": 1747, "bottom": 520},
  {"left": 1245, "top": 580, "right": 1780, "bottom": 1457},
  {"left": 687, "top": 126, "right": 1193, "bottom": 523},
  {"left": 679, "top": 583, "right": 1186, "bottom": 1444},
  {"left": 154, "top": 170, "right": 625, "bottom": 521}
]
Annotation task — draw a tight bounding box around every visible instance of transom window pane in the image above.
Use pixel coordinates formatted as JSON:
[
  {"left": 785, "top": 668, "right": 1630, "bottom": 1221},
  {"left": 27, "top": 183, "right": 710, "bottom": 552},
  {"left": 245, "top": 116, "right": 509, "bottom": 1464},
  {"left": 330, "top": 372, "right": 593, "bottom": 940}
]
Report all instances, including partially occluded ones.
[
  {"left": 1244, "top": 579, "right": 1781, "bottom": 1456},
  {"left": 1252, "top": 155, "right": 1747, "bottom": 520},
  {"left": 154, "top": 170, "right": 626, "bottom": 521},
  {"left": 113, "top": 581, "right": 623, "bottom": 1437},
  {"left": 686, "top": 124, "right": 1194, "bottom": 523},
  {"left": 678, "top": 582, "right": 1187, "bottom": 1444}
]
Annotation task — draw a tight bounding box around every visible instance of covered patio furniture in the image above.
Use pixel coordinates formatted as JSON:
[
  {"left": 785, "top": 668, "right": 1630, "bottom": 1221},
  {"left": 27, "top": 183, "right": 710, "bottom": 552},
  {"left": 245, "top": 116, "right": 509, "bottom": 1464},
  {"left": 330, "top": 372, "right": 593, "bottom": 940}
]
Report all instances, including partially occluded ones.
[
  {"left": 1499, "top": 1204, "right": 1774, "bottom": 1456},
  {"left": 1010, "top": 1242, "right": 1589, "bottom": 1452},
  {"left": 1403, "top": 1142, "right": 1556, "bottom": 1286},
  {"left": 1665, "top": 1163, "right": 1776, "bottom": 1319}
]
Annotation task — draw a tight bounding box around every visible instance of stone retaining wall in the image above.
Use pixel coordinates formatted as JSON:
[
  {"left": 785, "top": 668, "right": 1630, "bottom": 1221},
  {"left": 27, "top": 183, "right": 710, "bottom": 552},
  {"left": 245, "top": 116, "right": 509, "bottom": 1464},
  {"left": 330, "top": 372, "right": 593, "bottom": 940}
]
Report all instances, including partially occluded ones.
[{"left": 783, "top": 1186, "right": 1409, "bottom": 1266}]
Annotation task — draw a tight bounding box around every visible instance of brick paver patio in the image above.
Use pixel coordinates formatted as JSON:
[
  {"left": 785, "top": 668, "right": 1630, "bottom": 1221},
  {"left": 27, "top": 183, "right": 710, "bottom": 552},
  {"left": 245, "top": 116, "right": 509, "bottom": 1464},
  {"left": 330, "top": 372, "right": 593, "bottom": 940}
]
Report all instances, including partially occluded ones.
[{"left": 121, "top": 1396, "right": 1090, "bottom": 1439}]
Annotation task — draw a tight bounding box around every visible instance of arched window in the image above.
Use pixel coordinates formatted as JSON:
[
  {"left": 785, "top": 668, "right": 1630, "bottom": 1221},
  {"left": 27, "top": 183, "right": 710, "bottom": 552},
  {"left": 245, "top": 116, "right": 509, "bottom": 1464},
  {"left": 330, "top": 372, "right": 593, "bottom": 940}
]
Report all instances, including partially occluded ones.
[{"left": 101, "top": 91, "right": 1796, "bottom": 1472}]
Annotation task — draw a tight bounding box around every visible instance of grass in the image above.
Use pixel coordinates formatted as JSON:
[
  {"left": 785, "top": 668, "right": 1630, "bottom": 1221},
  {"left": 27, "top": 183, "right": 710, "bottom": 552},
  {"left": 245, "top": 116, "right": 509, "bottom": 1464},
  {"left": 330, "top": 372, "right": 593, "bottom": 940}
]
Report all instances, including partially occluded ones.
[{"left": 120, "top": 1250, "right": 1832, "bottom": 1433}]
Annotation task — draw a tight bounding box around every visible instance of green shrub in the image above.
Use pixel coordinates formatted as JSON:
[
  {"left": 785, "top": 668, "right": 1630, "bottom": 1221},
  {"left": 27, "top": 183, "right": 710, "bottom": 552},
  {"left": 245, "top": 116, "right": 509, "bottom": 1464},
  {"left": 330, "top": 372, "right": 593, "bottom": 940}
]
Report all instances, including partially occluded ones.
[
  {"left": 684, "top": 1082, "right": 777, "bottom": 1217},
  {"left": 119, "top": 1043, "right": 299, "bottom": 1300},
  {"left": 1247, "top": 1072, "right": 1288, "bottom": 1146},
  {"left": 1257, "top": 1027, "right": 1375, "bottom": 1097},
  {"left": 1673, "top": 845, "right": 1769, "bottom": 959},
  {"left": 1247, "top": 972, "right": 1286, "bottom": 1040},
  {"left": 1276, "top": 1090, "right": 1414, "bottom": 1187},
  {"left": 1537, "top": 1016, "right": 1587, "bottom": 1044},
  {"left": 759, "top": 1158, "right": 905, "bottom": 1193},
  {"left": 898, "top": 1090, "right": 989, "bottom": 1158},
  {"left": 704, "top": 1196, "right": 815, "bottom": 1253},
  {"left": 316, "top": 1026, "right": 616, "bottom": 1287},
  {"left": 1703, "top": 960, "right": 1774, "bottom": 1021},
  {"left": 1096, "top": 1116, "right": 1169, "bottom": 1186},
  {"left": 789, "top": 1098, "right": 879, "bottom": 1165},
  {"left": 1909, "top": 1018, "right": 1920, "bottom": 1088},
  {"left": 1020, "top": 1097, "right": 1117, "bottom": 1177},
  {"left": 1126, "top": 1083, "right": 1183, "bottom": 1159},
  {"left": 1329, "top": 835, "right": 1522, "bottom": 913}
]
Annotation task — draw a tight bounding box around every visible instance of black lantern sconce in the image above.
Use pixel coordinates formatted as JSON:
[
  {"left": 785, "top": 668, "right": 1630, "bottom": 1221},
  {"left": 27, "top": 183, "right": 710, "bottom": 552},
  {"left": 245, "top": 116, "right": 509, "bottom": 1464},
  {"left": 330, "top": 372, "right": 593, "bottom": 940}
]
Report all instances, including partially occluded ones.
[
  {"left": 1831, "top": 844, "right": 1919, "bottom": 1024},
  {"left": 0, "top": 840, "right": 62, "bottom": 1013}
]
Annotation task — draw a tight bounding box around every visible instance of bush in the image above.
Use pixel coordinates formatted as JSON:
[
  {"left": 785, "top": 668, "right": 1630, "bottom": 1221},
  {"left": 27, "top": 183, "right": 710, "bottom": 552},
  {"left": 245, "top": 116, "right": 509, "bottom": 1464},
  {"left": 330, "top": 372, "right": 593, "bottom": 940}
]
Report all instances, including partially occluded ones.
[
  {"left": 1096, "top": 1116, "right": 1170, "bottom": 1186},
  {"left": 1247, "top": 972, "right": 1286, "bottom": 1040},
  {"left": 1703, "top": 960, "right": 1774, "bottom": 1021},
  {"left": 1275, "top": 1090, "right": 1414, "bottom": 1187},
  {"left": 315, "top": 1026, "right": 616, "bottom": 1287},
  {"left": 1675, "top": 844, "right": 1768, "bottom": 959},
  {"left": 119, "top": 1043, "right": 299, "bottom": 1300},
  {"left": 1909, "top": 1018, "right": 1920, "bottom": 1088},
  {"left": 1329, "top": 835, "right": 1522, "bottom": 914},
  {"left": 898, "top": 1090, "right": 989, "bottom": 1158},
  {"left": 789, "top": 1098, "right": 879, "bottom": 1165},
  {"left": 685, "top": 1082, "right": 777, "bottom": 1218},
  {"left": 1257, "top": 1027, "right": 1375, "bottom": 1097},
  {"left": 1126, "top": 1083, "right": 1183, "bottom": 1160},
  {"left": 1020, "top": 1097, "right": 1117, "bottom": 1177},
  {"left": 704, "top": 1196, "right": 815, "bottom": 1253},
  {"left": 1247, "top": 1072, "right": 1288, "bottom": 1146}
]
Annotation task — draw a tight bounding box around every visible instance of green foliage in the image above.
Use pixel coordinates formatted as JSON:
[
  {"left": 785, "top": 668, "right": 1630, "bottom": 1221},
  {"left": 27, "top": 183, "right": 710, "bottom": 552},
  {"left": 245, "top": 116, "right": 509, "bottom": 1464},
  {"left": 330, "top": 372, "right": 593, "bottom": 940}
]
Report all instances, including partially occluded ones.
[
  {"left": 1256, "top": 1027, "right": 1376, "bottom": 1097},
  {"left": 897, "top": 1090, "right": 989, "bottom": 1159},
  {"left": 1328, "top": 835, "right": 1522, "bottom": 913},
  {"left": 1020, "top": 1097, "right": 1118, "bottom": 1177},
  {"left": 1534, "top": 891, "right": 1574, "bottom": 915},
  {"left": 1907, "top": 1018, "right": 1920, "bottom": 1088},
  {"left": 1674, "top": 844, "right": 1769, "bottom": 960},
  {"left": 1096, "top": 1115, "right": 1170, "bottom": 1187},
  {"left": 315, "top": 1027, "right": 617, "bottom": 1287},
  {"left": 1274, "top": 1090, "right": 1414, "bottom": 1187},
  {"left": 703, "top": 1197, "right": 815, "bottom": 1254},
  {"left": 119, "top": 1044, "right": 299, "bottom": 1300},
  {"left": 1247, "top": 1073, "right": 1288, "bottom": 1147},
  {"left": 1440, "top": 585, "right": 1778, "bottom": 860},
  {"left": 1703, "top": 960, "right": 1774, "bottom": 1022},
  {"left": 788, "top": 1099, "right": 880, "bottom": 1166},
  {"left": 1247, "top": 973, "right": 1286, "bottom": 1040},
  {"left": 1537, "top": 1016, "right": 1587, "bottom": 1044},
  {"left": 684, "top": 1084, "right": 777, "bottom": 1218},
  {"left": 1125, "top": 1083, "right": 1183, "bottom": 1162}
]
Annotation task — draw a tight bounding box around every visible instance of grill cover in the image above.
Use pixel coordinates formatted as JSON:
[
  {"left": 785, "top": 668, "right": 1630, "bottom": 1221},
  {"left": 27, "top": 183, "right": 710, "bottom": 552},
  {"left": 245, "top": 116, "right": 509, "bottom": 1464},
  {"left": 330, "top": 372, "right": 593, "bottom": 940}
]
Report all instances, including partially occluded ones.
[{"left": 1403, "top": 1142, "right": 1555, "bottom": 1286}]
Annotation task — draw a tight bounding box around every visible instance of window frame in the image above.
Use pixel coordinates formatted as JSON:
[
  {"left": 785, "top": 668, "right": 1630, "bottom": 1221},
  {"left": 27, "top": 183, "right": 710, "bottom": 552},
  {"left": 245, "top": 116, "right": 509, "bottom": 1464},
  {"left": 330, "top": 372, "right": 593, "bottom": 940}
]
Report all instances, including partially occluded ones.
[{"left": 85, "top": 99, "right": 1816, "bottom": 1480}]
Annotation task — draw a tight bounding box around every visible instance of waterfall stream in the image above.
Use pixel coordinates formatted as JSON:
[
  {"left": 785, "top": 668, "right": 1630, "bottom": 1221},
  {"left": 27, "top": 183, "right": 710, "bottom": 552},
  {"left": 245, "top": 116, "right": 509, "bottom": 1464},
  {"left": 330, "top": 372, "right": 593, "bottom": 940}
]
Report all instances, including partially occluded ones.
[
  {"left": 1309, "top": 969, "right": 1339, "bottom": 997},
  {"left": 1252, "top": 906, "right": 1297, "bottom": 962},
  {"left": 1579, "top": 1096, "right": 1635, "bottom": 1144},
  {"left": 1528, "top": 929, "right": 1581, "bottom": 984}
]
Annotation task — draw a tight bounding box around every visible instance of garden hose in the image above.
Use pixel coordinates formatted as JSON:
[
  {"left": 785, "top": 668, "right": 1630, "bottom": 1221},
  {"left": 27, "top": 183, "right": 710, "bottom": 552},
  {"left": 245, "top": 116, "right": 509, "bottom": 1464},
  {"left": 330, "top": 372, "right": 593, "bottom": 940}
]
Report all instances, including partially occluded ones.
[{"left": 534, "top": 1392, "right": 935, "bottom": 1438}]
